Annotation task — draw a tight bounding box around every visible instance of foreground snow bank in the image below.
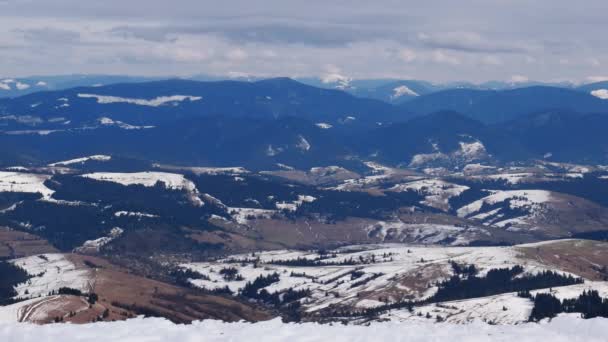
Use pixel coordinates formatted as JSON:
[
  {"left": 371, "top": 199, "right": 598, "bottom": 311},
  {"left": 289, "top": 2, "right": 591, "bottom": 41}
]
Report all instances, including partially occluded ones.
[{"left": 0, "top": 316, "right": 607, "bottom": 342}]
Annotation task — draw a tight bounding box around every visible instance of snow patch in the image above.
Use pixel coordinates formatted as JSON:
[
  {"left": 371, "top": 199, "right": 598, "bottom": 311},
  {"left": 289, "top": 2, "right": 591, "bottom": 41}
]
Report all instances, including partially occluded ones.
[
  {"left": 590, "top": 89, "right": 608, "bottom": 100},
  {"left": 315, "top": 123, "right": 333, "bottom": 129},
  {"left": 391, "top": 85, "right": 419, "bottom": 99},
  {"left": 49, "top": 155, "right": 111, "bottom": 167},
  {"left": 10, "top": 254, "right": 91, "bottom": 299},
  {"left": 0, "top": 172, "right": 54, "bottom": 199},
  {"left": 77, "top": 94, "right": 202, "bottom": 107},
  {"left": 296, "top": 135, "right": 311, "bottom": 152}
]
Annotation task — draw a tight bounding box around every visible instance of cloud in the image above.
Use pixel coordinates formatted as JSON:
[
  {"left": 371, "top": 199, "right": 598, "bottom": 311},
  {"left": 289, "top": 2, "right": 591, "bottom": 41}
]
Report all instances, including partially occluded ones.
[
  {"left": 431, "top": 50, "right": 460, "bottom": 65},
  {"left": 509, "top": 75, "right": 529, "bottom": 83},
  {"left": 586, "top": 76, "right": 608, "bottom": 83},
  {"left": 415, "top": 32, "right": 533, "bottom": 54},
  {"left": 398, "top": 49, "right": 416, "bottom": 63},
  {"left": 0, "top": 0, "right": 607, "bottom": 82},
  {"left": 480, "top": 55, "right": 503, "bottom": 66},
  {"left": 15, "top": 27, "right": 81, "bottom": 44}
]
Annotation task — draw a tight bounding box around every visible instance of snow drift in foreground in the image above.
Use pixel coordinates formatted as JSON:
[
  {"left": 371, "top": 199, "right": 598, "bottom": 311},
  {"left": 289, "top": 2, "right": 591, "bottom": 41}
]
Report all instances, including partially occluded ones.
[{"left": 0, "top": 316, "right": 607, "bottom": 342}]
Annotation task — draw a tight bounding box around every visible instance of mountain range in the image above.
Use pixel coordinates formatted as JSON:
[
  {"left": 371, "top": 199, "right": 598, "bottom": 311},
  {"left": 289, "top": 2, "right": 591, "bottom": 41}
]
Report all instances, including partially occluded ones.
[{"left": 1, "top": 77, "right": 608, "bottom": 168}]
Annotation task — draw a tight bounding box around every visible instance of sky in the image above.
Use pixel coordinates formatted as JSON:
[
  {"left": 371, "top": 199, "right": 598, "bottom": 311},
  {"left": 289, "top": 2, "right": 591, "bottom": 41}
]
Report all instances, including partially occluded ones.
[{"left": 0, "top": 0, "right": 607, "bottom": 83}]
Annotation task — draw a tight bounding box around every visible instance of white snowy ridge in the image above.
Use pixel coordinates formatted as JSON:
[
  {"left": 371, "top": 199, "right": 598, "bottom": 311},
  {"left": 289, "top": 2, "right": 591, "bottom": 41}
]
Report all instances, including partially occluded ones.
[
  {"left": 97, "top": 117, "right": 154, "bottom": 130},
  {"left": 392, "top": 85, "right": 419, "bottom": 98},
  {"left": 49, "top": 155, "right": 111, "bottom": 167},
  {"left": 77, "top": 94, "right": 202, "bottom": 107}
]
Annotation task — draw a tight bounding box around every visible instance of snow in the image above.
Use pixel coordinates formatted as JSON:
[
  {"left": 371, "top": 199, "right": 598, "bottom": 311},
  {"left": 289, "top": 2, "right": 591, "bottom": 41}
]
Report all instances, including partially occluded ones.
[
  {"left": 389, "top": 179, "right": 469, "bottom": 211},
  {"left": 97, "top": 117, "right": 154, "bottom": 130},
  {"left": 15, "top": 82, "right": 30, "bottom": 90},
  {"left": 0, "top": 115, "right": 43, "bottom": 125},
  {"left": 296, "top": 135, "right": 311, "bottom": 151},
  {"left": 590, "top": 89, "right": 608, "bottom": 99},
  {"left": 183, "top": 242, "right": 554, "bottom": 315},
  {"left": 4, "top": 130, "right": 63, "bottom": 136},
  {"left": 0, "top": 171, "right": 54, "bottom": 199},
  {"left": 114, "top": 211, "right": 158, "bottom": 218},
  {"left": 0, "top": 297, "right": 43, "bottom": 322},
  {"left": 410, "top": 141, "right": 487, "bottom": 167},
  {"left": 383, "top": 292, "right": 533, "bottom": 324},
  {"left": 456, "top": 141, "right": 487, "bottom": 160},
  {"left": 392, "top": 85, "right": 419, "bottom": 98},
  {"left": 275, "top": 195, "right": 316, "bottom": 212},
  {"left": 0, "top": 315, "right": 607, "bottom": 341},
  {"left": 48, "top": 155, "right": 111, "bottom": 167},
  {"left": 266, "top": 145, "right": 284, "bottom": 156},
  {"left": 457, "top": 190, "right": 552, "bottom": 219},
  {"left": 228, "top": 207, "right": 277, "bottom": 224},
  {"left": 321, "top": 73, "right": 352, "bottom": 89},
  {"left": 153, "top": 164, "right": 248, "bottom": 176},
  {"left": 410, "top": 152, "right": 449, "bottom": 167},
  {"left": 10, "top": 254, "right": 91, "bottom": 299},
  {"left": 80, "top": 172, "right": 196, "bottom": 192},
  {"left": 276, "top": 163, "right": 294, "bottom": 171},
  {"left": 366, "top": 221, "right": 487, "bottom": 245},
  {"left": 77, "top": 94, "right": 202, "bottom": 107},
  {"left": 80, "top": 171, "right": 203, "bottom": 206},
  {"left": 74, "top": 228, "right": 124, "bottom": 253},
  {"left": 484, "top": 173, "right": 537, "bottom": 184},
  {"left": 315, "top": 123, "right": 333, "bottom": 129},
  {"left": 463, "top": 163, "right": 497, "bottom": 175}
]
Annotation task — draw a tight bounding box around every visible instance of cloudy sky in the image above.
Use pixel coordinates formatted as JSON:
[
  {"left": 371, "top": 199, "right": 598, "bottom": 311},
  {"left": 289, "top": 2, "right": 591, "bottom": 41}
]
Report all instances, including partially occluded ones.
[{"left": 1, "top": 0, "right": 607, "bottom": 83}]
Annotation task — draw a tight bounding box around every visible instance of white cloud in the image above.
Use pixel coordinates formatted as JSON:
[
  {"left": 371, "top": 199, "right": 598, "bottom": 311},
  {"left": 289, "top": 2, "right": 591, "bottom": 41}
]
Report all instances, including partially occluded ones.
[
  {"left": 586, "top": 76, "right": 608, "bottom": 83},
  {"left": 398, "top": 49, "right": 416, "bottom": 63},
  {"left": 588, "top": 58, "right": 601, "bottom": 67},
  {"left": 0, "top": 1, "right": 607, "bottom": 82},
  {"left": 432, "top": 50, "right": 460, "bottom": 65},
  {"left": 481, "top": 55, "right": 502, "bottom": 66},
  {"left": 225, "top": 48, "right": 248, "bottom": 61},
  {"left": 509, "top": 75, "right": 529, "bottom": 83}
]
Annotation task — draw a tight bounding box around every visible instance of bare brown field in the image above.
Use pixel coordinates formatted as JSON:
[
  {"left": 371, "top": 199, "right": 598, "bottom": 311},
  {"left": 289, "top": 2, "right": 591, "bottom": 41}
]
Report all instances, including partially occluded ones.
[{"left": 0, "top": 227, "right": 57, "bottom": 258}]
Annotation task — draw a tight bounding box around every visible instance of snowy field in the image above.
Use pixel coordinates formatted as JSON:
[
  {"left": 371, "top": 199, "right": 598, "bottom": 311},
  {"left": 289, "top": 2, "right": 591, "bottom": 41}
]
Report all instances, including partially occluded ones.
[
  {"left": 10, "top": 254, "right": 92, "bottom": 299},
  {"left": 181, "top": 242, "right": 568, "bottom": 318},
  {"left": 0, "top": 171, "right": 54, "bottom": 199},
  {"left": 0, "top": 315, "right": 606, "bottom": 342}
]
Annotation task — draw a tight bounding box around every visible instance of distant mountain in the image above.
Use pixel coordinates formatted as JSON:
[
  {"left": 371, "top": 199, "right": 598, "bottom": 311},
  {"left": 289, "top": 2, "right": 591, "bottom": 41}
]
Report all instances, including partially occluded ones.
[
  {"left": 0, "top": 78, "right": 408, "bottom": 132},
  {"left": 502, "top": 110, "right": 608, "bottom": 162},
  {"left": 0, "top": 115, "right": 359, "bottom": 169},
  {"left": 2, "top": 78, "right": 608, "bottom": 168},
  {"left": 0, "top": 75, "right": 159, "bottom": 98},
  {"left": 577, "top": 81, "right": 608, "bottom": 100},
  {"left": 401, "top": 86, "right": 608, "bottom": 123},
  {"left": 347, "top": 80, "right": 438, "bottom": 104}
]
